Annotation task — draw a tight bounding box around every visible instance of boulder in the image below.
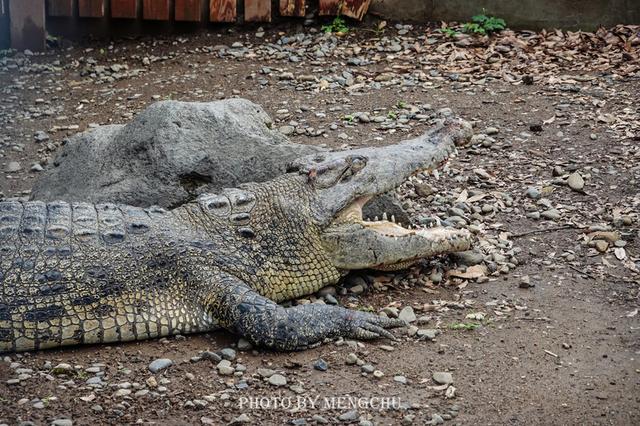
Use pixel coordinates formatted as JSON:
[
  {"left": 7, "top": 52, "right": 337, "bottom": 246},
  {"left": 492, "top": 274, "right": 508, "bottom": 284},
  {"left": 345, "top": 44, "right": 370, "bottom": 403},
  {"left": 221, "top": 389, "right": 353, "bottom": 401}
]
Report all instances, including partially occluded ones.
[
  {"left": 31, "top": 99, "right": 323, "bottom": 207},
  {"left": 31, "top": 98, "right": 411, "bottom": 223}
]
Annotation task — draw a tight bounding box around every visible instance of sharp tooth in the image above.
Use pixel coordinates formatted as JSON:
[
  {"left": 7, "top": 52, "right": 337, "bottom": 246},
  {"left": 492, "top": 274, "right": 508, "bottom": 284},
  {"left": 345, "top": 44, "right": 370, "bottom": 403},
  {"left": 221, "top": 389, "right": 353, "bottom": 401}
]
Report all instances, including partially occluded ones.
[
  {"left": 391, "top": 215, "right": 395, "bottom": 223},
  {"left": 382, "top": 212, "right": 388, "bottom": 221},
  {"left": 374, "top": 216, "right": 379, "bottom": 221}
]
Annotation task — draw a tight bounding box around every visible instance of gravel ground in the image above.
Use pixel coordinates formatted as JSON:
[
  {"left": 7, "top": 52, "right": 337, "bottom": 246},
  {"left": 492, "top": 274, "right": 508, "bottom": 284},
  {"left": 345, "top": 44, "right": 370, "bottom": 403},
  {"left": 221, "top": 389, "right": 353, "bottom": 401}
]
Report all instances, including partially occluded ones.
[{"left": 0, "top": 22, "right": 639, "bottom": 425}]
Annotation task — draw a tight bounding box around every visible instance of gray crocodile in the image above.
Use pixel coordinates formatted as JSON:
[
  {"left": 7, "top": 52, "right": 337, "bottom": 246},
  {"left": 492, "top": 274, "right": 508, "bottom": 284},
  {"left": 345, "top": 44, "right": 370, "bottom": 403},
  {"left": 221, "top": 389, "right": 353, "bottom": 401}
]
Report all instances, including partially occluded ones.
[{"left": 0, "top": 119, "right": 473, "bottom": 352}]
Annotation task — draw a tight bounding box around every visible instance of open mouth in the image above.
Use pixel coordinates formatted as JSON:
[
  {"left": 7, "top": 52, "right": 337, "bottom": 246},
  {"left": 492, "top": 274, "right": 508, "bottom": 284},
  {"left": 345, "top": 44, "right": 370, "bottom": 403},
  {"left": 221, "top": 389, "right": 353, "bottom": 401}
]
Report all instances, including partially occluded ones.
[{"left": 331, "top": 191, "right": 473, "bottom": 271}]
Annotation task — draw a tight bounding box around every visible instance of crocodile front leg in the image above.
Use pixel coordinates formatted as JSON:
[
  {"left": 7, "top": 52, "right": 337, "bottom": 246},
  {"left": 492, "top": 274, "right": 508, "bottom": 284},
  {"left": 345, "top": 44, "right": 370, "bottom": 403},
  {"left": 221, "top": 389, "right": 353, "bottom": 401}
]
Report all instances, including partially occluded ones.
[{"left": 202, "top": 272, "right": 405, "bottom": 351}]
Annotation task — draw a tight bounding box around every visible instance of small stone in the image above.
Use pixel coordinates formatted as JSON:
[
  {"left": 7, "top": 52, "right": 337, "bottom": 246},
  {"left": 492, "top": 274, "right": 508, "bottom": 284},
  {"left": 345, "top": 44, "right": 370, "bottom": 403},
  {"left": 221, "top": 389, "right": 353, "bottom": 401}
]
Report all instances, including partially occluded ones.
[
  {"left": 217, "top": 360, "right": 235, "bottom": 375},
  {"left": 113, "top": 389, "right": 131, "bottom": 397},
  {"left": 236, "top": 338, "right": 253, "bottom": 351},
  {"left": 373, "top": 370, "right": 384, "bottom": 378},
  {"left": 311, "top": 415, "right": 329, "bottom": 424},
  {"left": 594, "top": 240, "right": 608, "bottom": 253},
  {"left": 34, "top": 131, "right": 50, "bottom": 142},
  {"left": 414, "top": 182, "right": 434, "bottom": 197},
  {"left": 428, "top": 413, "right": 445, "bottom": 425},
  {"left": 394, "top": 375, "right": 408, "bottom": 384},
  {"left": 346, "top": 353, "right": 359, "bottom": 365},
  {"left": 279, "top": 125, "right": 295, "bottom": 136},
  {"left": 525, "top": 187, "right": 541, "bottom": 199},
  {"left": 256, "top": 368, "right": 275, "bottom": 378},
  {"left": 484, "top": 127, "right": 499, "bottom": 135},
  {"left": 541, "top": 209, "right": 561, "bottom": 221},
  {"left": 452, "top": 250, "right": 484, "bottom": 266},
  {"left": 268, "top": 373, "right": 287, "bottom": 386},
  {"left": 361, "top": 364, "right": 375, "bottom": 373},
  {"left": 350, "top": 284, "right": 364, "bottom": 294},
  {"left": 313, "top": 358, "right": 328, "bottom": 371},
  {"left": 398, "top": 306, "right": 416, "bottom": 323},
  {"left": 402, "top": 414, "right": 415, "bottom": 425},
  {"left": 52, "top": 419, "right": 73, "bottom": 426},
  {"left": 417, "top": 329, "right": 437, "bottom": 340},
  {"left": 219, "top": 348, "right": 237, "bottom": 361},
  {"left": 432, "top": 372, "right": 453, "bottom": 385},
  {"left": 229, "top": 413, "right": 251, "bottom": 424},
  {"left": 51, "top": 363, "right": 73, "bottom": 374},
  {"left": 567, "top": 172, "right": 585, "bottom": 192},
  {"left": 148, "top": 358, "right": 173, "bottom": 373},
  {"left": 338, "top": 410, "right": 359, "bottom": 422},
  {"left": 5, "top": 161, "right": 22, "bottom": 173}
]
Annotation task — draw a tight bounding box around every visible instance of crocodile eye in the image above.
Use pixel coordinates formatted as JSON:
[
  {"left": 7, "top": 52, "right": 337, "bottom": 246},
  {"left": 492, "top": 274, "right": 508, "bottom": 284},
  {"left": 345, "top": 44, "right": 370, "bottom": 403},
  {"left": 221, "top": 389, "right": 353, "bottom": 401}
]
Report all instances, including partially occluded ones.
[{"left": 350, "top": 156, "right": 367, "bottom": 172}]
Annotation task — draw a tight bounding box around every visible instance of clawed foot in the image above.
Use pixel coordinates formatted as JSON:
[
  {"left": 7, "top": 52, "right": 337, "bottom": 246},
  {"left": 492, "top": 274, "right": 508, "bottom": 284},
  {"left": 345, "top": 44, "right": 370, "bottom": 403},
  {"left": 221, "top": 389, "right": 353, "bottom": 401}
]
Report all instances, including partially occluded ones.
[{"left": 342, "top": 310, "right": 406, "bottom": 341}]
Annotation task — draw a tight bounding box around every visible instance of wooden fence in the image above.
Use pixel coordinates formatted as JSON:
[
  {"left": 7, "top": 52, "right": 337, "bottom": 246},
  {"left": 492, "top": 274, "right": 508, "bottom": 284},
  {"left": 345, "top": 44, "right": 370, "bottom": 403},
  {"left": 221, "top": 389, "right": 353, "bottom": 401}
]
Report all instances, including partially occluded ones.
[{"left": 4, "top": 0, "right": 372, "bottom": 50}]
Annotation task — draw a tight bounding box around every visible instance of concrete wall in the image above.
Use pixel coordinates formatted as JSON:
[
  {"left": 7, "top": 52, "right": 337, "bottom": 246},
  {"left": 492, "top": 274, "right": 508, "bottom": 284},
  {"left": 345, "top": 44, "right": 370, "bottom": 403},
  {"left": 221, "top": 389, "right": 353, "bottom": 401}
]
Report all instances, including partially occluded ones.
[{"left": 370, "top": 0, "right": 640, "bottom": 30}]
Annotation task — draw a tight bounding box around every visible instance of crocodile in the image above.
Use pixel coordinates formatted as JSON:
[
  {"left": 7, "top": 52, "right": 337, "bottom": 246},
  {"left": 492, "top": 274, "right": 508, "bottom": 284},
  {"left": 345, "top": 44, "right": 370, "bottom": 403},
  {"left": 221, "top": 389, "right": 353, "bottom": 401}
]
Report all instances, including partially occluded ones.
[{"left": 0, "top": 118, "right": 473, "bottom": 353}]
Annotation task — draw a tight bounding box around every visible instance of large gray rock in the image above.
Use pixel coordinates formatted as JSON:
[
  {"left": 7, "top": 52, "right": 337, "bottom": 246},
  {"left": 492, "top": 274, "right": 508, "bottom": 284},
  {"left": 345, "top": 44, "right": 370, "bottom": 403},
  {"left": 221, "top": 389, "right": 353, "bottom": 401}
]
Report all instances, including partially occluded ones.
[{"left": 31, "top": 99, "right": 323, "bottom": 207}]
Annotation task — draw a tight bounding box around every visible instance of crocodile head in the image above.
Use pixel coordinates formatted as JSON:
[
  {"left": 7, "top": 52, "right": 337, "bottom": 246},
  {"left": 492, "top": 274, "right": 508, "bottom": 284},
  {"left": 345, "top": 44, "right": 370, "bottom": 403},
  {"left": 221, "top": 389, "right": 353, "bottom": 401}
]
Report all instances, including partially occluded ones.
[{"left": 290, "top": 118, "right": 474, "bottom": 271}]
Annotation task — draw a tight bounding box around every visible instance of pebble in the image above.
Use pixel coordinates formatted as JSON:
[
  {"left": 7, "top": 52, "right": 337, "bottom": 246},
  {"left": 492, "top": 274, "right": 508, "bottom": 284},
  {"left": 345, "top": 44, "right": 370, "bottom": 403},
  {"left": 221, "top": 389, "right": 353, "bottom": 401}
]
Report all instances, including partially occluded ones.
[
  {"left": 219, "top": 348, "right": 237, "bottom": 361},
  {"left": 346, "top": 353, "right": 359, "bottom": 365},
  {"left": 398, "top": 306, "right": 416, "bottom": 323},
  {"left": 432, "top": 371, "right": 453, "bottom": 385},
  {"left": 217, "top": 359, "right": 235, "bottom": 375},
  {"left": 268, "top": 373, "right": 287, "bottom": 386},
  {"left": 312, "top": 415, "right": 329, "bottom": 424},
  {"left": 594, "top": 240, "right": 609, "bottom": 253},
  {"left": 417, "top": 329, "right": 438, "bottom": 340},
  {"left": 567, "top": 172, "right": 585, "bottom": 192},
  {"left": 237, "top": 338, "right": 253, "bottom": 351},
  {"left": 229, "top": 413, "right": 251, "bottom": 424},
  {"left": 452, "top": 250, "right": 484, "bottom": 266},
  {"left": 313, "top": 358, "right": 328, "bottom": 371},
  {"left": 5, "top": 161, "right": 22, "bottom": 172},
  {"left": 338, "top": 410, "right": 359, "bottom": 422},
  {"left": 525, "top": 187, "right": 541, "bottom": 199},
  {"left": 279, "top": 125, "right": 295, "bottom": 135},
  {"left": 541, "top": 209, "right": 561, "bottom": 220},
  {"left": 51, "top": 420, "right": 73, "bottom": 426},
  {"left": 148, "top": 358, "right": 173, "bottom": 373},
  {"left": 394, "top": 375, "right": 408, "bottom": 384}
]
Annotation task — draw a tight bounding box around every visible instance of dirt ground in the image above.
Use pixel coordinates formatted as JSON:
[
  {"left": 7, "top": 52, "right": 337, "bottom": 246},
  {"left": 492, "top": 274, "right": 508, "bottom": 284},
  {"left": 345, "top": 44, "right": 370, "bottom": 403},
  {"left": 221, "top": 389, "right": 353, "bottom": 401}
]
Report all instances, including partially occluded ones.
[{"left": 0, "top": 22, "right": 639, "bottom": 426}]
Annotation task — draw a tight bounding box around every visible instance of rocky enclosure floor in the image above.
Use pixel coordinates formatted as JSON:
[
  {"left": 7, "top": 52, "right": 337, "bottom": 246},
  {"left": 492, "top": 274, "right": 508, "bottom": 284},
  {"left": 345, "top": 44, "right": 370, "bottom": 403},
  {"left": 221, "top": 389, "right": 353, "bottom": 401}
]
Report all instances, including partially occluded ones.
[{"left": 0, "top": 22, "right": 639, "bottom": 426}]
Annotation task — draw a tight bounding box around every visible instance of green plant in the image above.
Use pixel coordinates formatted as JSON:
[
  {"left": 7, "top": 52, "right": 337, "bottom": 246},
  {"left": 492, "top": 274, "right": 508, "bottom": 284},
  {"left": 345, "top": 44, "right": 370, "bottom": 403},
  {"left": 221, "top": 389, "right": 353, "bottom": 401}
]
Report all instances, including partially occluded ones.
[
  {"left": 439, "top": 27, "right": 460, "bottom": 38},
  {"left": 387, "top": 111, "right": 397, "bottom": 120},
  {"left": 463, "top": 12, "right": 506, "bottom": 35},
  {"left": 322, "top": 16, "right": 349, "bottom": 34},
  {"left": 449, "top": 321, "right": 481, "bottom": 331}
]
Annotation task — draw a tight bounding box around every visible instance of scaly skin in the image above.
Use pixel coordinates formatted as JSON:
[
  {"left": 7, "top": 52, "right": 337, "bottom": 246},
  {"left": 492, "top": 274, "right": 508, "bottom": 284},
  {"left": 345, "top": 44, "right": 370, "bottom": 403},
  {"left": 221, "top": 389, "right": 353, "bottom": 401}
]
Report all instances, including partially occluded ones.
[
  {"left": 0, "top": 175, "right": 403, "bottom": 352},
  {"left": 0, "top": 117, "right": 474, "bottom": 352}
]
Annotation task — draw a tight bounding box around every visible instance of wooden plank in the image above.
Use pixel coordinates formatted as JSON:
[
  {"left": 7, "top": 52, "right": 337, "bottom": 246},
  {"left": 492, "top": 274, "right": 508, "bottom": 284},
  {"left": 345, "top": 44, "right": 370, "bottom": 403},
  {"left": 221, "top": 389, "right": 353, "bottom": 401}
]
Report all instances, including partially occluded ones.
[
  {"left": 175, "top": 0, "right": 201, "bottom": 21},
  {"left": 244, "top": 0, "right": 270, "bottom": 22},
  {"left": 142, "top": 0, "right": 169, "bottom": 20},
  {"left": 318, "top": 0, "right": 340, "bottom": 16},
  {"left": 111, "top": 0, "right": 138, "bottom": 18},
  {"left": 341, "top": 0, "right": 371, "bottom": 20},
  {"left": 47, "top": 0, "right": 74, "bottom": 17},
  {"left": 210, "top": 0, "right": 236, "bottom": 22},
  {"left": 78, "top": 0, "right": 104, "bottom": 17},
  {"left": 9, "top": 0, "right": 46, "bottom": 50},
  {"left": 279, "top": 0, "right": 304, "bottom": 17}
]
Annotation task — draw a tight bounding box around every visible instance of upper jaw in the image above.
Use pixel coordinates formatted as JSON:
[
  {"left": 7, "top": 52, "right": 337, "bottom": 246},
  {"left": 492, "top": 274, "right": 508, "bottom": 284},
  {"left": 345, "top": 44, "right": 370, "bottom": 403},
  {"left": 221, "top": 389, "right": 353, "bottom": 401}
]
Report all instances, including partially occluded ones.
[{"left": 289, "top": 118, "right": 473, "bottom": 226}]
